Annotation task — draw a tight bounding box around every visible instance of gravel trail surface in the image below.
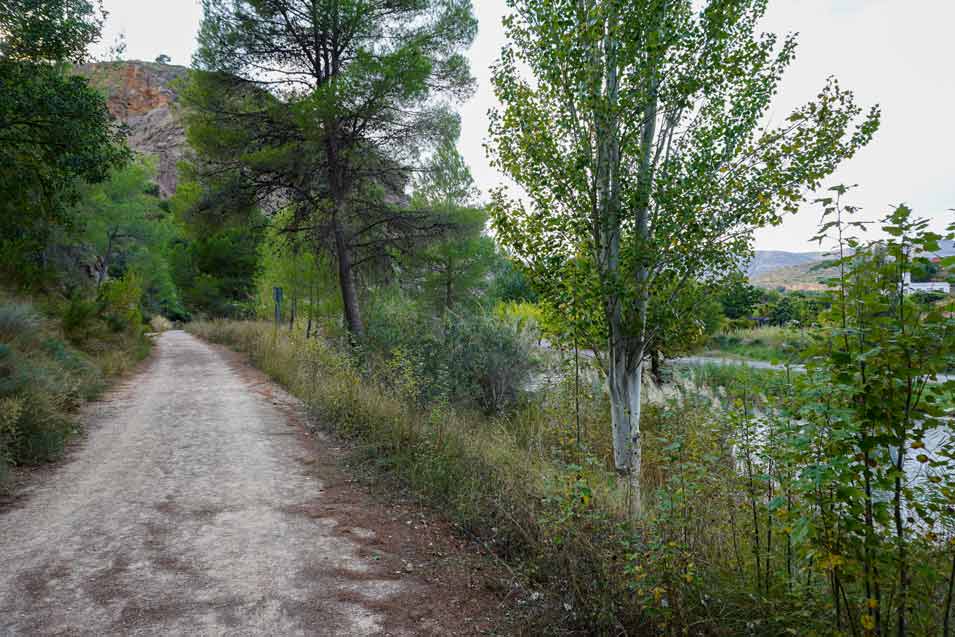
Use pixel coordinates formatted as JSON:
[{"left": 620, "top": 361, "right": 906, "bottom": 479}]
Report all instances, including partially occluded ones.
[{"left": 0, "top": 330, "right": 499, "bottom": 636}]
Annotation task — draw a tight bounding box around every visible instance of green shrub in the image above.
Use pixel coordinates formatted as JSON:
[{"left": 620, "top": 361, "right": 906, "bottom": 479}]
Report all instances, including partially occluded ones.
[
  {"left": 4, "top": 388, "right": 71, "bottom": 464},
  {"left": 364, "top": 291, "right": 537, "bottom": 413},
  {"left": 61, "top": 294, "right": 99, "bottom": 342},
  {"left": 99, "top": 272, "right": 144, "bottom": 335},
  {"left": 0, "top": 335, "right": 74, "bottom": 471},
  {"left": 442, "top": 311, "right": 536, "bottom": 413}
]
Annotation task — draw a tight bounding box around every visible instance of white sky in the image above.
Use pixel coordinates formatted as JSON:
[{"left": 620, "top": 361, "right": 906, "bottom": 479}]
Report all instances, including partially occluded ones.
[{"left": 95, "top": 0, "right": 955, "bottom": 252}]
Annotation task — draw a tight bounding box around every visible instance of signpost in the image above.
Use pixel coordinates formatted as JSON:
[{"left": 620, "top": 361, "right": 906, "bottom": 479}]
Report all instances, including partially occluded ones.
[{"left": 273, "top": 286, "right": 283, "bottom": 326}]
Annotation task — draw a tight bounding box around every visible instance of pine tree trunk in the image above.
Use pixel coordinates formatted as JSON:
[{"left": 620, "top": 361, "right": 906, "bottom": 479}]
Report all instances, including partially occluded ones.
[{"left": 332, "top": 213, "right": 363, "bottom": 338}]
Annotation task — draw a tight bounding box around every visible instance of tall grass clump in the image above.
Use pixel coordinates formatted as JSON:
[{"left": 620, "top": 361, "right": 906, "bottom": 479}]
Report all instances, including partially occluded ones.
[{"left": 0, "top": 302, "right": 88, "bottom": 479}]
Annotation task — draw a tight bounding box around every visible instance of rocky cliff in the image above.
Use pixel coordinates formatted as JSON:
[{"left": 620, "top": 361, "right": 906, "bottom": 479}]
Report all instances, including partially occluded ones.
[{"left": 76, "top": 61, "right": 189, "bottom": 198}]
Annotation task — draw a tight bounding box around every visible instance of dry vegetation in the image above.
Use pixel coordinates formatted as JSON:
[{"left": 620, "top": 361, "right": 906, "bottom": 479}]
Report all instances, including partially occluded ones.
[
  {"left": 187, "top": 320, "right": 866, "bottom": 635},
  {"left": 0, "top": 292, "right": 151, "bottom": 485}
]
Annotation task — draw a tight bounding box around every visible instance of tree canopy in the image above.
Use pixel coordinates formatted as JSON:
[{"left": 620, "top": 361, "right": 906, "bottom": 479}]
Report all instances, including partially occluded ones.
[
  {"left": 0, "top": 0, "right": 129, "bottom": 280},
  {"left": 185, "top": 0, "right": 478, "bottom": 337}
]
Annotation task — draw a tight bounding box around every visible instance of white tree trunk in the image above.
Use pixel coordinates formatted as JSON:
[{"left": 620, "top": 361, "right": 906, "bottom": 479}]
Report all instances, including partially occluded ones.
[
  {"left": 608, "top": 331, "right": 644, "bottom": 516},
  {"left": 628, "top": 358, "right": 643, "bottom": 515}
]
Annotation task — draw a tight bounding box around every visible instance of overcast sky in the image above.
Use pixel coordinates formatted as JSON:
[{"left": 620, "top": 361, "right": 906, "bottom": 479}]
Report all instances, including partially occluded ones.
[{"left": 95, "top": 0, "right": 954, "bottom": 252}]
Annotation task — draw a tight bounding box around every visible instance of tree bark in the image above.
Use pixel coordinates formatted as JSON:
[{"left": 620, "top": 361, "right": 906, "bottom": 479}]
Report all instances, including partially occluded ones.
[
  {"left": 596, "top": 3, "right": 646, "bottom": 515},
  {"left": 332, "top": 210, "right": 363, "bottom": 338},
  {"left": 650, "top": 349, "right": 662, "bottom": 385},
  {"left": 608, "top": 321, "right": 644, "bottom": 515}
]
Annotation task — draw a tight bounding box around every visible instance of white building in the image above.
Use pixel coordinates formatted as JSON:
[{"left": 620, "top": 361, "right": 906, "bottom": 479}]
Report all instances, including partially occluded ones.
[{"left": 902, "top": 271, "right": 951, "bottom": 294}]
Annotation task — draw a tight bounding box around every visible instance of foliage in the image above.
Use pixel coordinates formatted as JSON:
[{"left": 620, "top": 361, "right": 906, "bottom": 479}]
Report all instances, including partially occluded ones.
[
  {"left": 678, "top": 196, "right": 955, "bottom": 636},
  {"left": 781, "top": 191, "right": 955, "bottom": 635},
  {"left": 0, "top": 0, "right": 129, "bottom": 281},
  {"left": 707, "top": 325, "right": 810, "bottom": 363},
  {"left": 0, "top": 0, "right": 105, "bottom": 63},
  {"left": 719, "top": 275, "right": 764, "bottom": 319},
  {"left": 186, "top": 0, "right": 478, "bottom": 337},
  {"left": 253, "top": 217, "right": 341, "bottom": 330},
  {"left": 68, "top": 159, "right": 185, "bottom": 319},
  {"left": 646, "top": 279, "right": 725, "bottom": 368},
  {"left": 766, "top": 293, "right": 801, "bottom": 326},
  {"left": 364, "top": 289, "right": 537, "bottom": 413},
  {"left": 409, "top": 140, "right": 498, "bottom": 314},
  {"left": 409, "top": 206, "right": 498, "bottom": 315},
  {"left": 167, "top": 178, "right": 263, "bottom": 319},
  {"left": 0, "top": 294, "right": 147, "bottom": 483},
  {"left": 489, "top": 257, "right": 538, "bottom": 304},
  {"left": 488, "top": 0, "right": 880, "bottom": 507}
]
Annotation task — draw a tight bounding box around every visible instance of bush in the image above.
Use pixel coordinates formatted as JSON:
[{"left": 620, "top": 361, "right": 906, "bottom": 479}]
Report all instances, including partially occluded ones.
[
  {"left": 99, "top": 272, "right": 144, "bottom": 335},
  {"left": 61, "top": 294, "right": 100, "bottom": 342},
  {"left": 443, "top": 311, "right": 537, "bottom": 413},
  {"left": 0, "top": 302, "right": 40, "bottom": 342},
  {"left": 364, "top": 292, "right": 537, "bottom": 413},
  {"left": 0, "top": 295, "right": 145, "bottom": 485},
  {"left": 0, "top": 314, "right": 77, "bottom": 474}
]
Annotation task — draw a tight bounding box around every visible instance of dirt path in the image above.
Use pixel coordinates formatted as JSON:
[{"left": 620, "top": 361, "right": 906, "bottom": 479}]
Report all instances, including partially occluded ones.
[{"left": 0, "top": 331, "right": 507, "bottom": 636}]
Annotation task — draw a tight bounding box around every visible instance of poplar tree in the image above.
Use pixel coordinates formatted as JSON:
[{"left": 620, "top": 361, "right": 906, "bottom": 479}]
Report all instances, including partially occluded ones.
[{"left": 488, "top": 0, "right": 880, "bottom": 512}]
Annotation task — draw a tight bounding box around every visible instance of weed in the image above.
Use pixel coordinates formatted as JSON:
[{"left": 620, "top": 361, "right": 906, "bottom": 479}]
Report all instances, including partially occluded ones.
[{"left": 0, "top": 302, "right": 40, "bottom": 343}]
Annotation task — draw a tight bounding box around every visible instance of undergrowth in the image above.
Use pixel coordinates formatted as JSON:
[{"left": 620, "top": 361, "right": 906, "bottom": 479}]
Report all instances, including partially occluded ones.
[
  {"left": 705, "top": 326, "right": 810, "bottom": 364},
  {"left": 0, "top": 290, "right": 150, "bottom": 484},
  {"left": 188, "top": 320, "right": 849, "bottom": 635}
]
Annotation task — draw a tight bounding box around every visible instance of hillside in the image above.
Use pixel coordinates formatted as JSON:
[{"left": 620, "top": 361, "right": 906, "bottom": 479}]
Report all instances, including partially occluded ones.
[
  {"left": 745, "top": 249, "right": 825, "bottom": 279},
  {"left": 750, "top": 241, "right": 955, "bottom": 290},
  {"left": 75, "top": 61, "right": 189, "bottom": 198},
  {"left": 751, "top": 260, "right": 836, "bottom": 290}
]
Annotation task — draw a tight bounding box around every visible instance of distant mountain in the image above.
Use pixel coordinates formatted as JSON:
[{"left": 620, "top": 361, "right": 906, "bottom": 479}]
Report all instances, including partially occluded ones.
[
  {"left": 748, "top": 241, "right": 955, "bottom": 291},
  {"left": 746, "top": 250, "right": 825, "bottom": 279}
]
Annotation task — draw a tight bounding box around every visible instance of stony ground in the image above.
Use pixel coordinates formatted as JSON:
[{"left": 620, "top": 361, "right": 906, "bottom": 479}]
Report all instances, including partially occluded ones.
[{"left": 0, "top": 330, "right": 510, "bottom": 636}]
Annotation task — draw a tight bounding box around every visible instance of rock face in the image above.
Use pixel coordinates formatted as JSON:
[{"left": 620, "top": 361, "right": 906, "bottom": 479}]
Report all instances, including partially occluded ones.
[{"left": 76, "top": 61, "right": 189, "bottom": 198}]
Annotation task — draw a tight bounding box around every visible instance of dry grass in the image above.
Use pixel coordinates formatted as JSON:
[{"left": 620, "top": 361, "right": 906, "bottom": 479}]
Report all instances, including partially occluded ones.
[
  {"left": 188, "top": 320, "right": 651, "bottom": 633},
  {"left": 188, "top": 320, "right": 839, "bottom": 635},
  {"left": 149, "top": 315, "right": 173, "bottom": 333},
  {"left": 0, "top": 293, "right": 151, "bottom": 484}
]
